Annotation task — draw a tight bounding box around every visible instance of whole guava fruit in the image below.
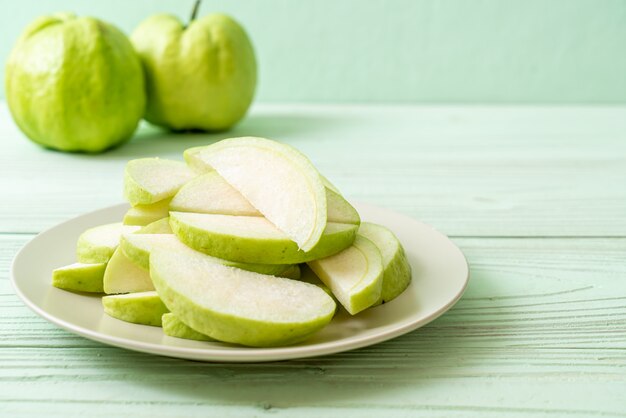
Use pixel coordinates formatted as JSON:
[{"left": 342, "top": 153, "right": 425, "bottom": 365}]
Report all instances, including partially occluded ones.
[
  {"left": 131, "top": 13, "right": 257, "bottom": 131},
  {"left": 5, "top": 13, "right": 145, "bottom": 153}
]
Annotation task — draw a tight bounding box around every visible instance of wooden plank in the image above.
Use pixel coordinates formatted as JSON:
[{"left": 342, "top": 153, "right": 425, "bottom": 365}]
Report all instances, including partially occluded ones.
[
  {"left": 1, "top": 104, "right": 625, "bottom": 236},
  {"left": 1, "top": 235, "right": 625, "bottom": 417}
]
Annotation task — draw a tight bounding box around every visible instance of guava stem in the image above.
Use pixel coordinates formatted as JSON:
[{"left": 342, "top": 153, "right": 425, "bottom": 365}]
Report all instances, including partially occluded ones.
[{"left": 189, "top": 0, "right": 202, "bottom": 24}]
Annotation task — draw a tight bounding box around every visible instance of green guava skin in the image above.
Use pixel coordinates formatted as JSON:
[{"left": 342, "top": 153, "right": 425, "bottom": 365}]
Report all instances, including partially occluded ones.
[
  {"left": 170, "top": 212, "right": 358, "bottom": 265},
  {"left": 52, "top": 263, "right": 106, "bottom": 293},
  {"left": 131, "top": 13, "right": 257, "bottom": 131},
  {"left": 162, "top": 313, "right": 215, "bottom": 341},
  {"left": 358, "top": 222, "right": 412, "bottom": 304},
  {"left": 102, "top": 292, "right": 169, "bottom": 327},
  {"left": 149, "top": 249, "right": 336, "bottom": 347},
  {"left": 119, "top": 232, "right": 300, "bottom": 277},
  {"left": 5, "top": 13, "right": 145, "bottom": 152}
]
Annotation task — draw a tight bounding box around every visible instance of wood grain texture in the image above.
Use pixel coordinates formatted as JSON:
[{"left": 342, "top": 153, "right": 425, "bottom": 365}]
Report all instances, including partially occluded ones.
[
  {"left": 1, "top": 236, "right": 625, "bottom": 417},
  {"left": 2, "top": 104, "right": 625, "bottom": 417},
  {"left": 1, "top": 104, "right": 625, "bottom": 236}
]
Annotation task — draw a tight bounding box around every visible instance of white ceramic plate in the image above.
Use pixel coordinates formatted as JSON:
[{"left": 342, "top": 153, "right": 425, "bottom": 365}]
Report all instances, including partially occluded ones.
[{"left": 11, "top": 202, "right": 469, "bottom": 362}]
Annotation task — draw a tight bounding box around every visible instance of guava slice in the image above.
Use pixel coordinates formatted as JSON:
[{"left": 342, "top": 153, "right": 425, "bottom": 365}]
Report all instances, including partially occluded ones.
[
  {"left": 124, "top": 158, "right": 195, "bottom": 206},
  {"left": 52, "top": 262, "right": 106, "bottom": 293},
  {"left": 162, "top": 313, "right": 215, "bottom": 341},
  {"left": 170, "top": 211, "right": 357, "bottom": 264},
  {"left": 123, "top": 198, "right": 171, "bottom": 226},
  {"left": 171, "top": 170, "right": 359, "bottom": 224},
  {"left": 102, "top": 291, "right": 168, "bottom": 326},
  {"left": 308, "top": 235, "right": 384, "bottom": 315},
  {"left": 103, "top": 247, "right": 154, "bottom": 294},
  {"left": 358, "top": 222, "right": 412, "bottom": 303},
  {"left": 120, "top": 232, "right": 301, "bottom": 278},
  {"left": 76, "top": 222, "right": 140, "bottom": 264},
  {"left": 198, "top": 137, "right": 327, "bottom": 251},
  {"left": 150, "top": 246, "right": 336, "bottom": 347}
]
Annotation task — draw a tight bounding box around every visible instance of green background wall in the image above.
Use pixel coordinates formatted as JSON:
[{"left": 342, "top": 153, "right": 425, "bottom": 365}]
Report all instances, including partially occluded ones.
[{"left": 2, "top": 0, "right": 625, "bottom": 103}]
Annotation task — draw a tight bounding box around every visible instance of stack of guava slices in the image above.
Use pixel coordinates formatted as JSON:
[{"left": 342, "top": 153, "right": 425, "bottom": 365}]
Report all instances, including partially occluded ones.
[{"left": 52, "top": 137, "right": 412, "bottom": 347}]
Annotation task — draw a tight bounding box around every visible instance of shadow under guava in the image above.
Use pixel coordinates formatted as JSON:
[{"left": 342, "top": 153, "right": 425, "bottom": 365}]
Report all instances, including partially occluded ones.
[
  {"left": 95, "top": 108, "right": 354, "bottom": 160},
  {"left": 92, "top": 324, "right": 478, "bottom": 409},
  {"left": 87, "top": 265, "right": 499, "bottom": 409}
]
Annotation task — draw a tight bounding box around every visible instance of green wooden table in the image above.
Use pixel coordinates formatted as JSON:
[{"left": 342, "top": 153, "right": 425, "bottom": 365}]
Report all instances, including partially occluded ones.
[{"left": 1, "top": 102, "right": 625, "bottom": 417}]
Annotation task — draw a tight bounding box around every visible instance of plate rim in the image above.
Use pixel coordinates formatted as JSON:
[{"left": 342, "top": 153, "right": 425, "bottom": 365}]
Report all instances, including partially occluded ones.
[{"left": 10, "top": 202, "right": 470, "bottom": 363}]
